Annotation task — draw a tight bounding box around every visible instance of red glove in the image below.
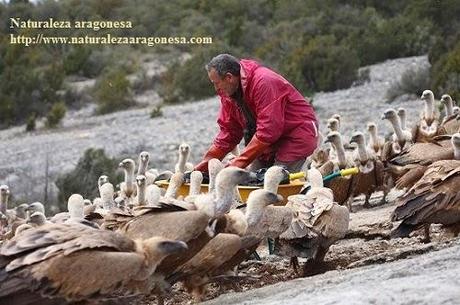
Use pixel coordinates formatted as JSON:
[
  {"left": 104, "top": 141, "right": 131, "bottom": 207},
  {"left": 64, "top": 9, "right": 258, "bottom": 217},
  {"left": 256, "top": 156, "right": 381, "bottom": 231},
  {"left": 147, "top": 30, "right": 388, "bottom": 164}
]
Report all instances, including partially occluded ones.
[
  {"left": 228, "top": 136, "right": 270, "bottom": 168},
  {"left": 194, "top": 144, "right": 227, "bottom": 172}
]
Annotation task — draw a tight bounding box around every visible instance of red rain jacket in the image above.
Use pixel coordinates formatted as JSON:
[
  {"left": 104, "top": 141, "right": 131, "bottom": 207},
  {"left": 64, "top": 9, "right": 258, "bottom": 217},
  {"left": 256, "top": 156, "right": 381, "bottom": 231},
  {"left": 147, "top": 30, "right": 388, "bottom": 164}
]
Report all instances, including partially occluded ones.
[{"left": 213, "top": 59, "right": 319, "bottom": 162}]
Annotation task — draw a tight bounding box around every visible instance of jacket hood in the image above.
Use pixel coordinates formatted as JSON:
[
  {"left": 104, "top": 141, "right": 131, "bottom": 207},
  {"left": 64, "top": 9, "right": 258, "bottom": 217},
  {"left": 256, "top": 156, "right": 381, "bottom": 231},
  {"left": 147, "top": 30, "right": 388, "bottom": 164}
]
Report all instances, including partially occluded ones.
[{"left": 240, "top": 59, "right": 261, "bottom": 94}]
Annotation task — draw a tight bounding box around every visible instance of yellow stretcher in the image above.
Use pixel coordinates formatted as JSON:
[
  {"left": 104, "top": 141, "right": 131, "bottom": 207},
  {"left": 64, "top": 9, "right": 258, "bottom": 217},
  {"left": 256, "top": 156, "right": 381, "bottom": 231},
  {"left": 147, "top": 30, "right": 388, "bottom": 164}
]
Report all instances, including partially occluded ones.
[
  {"left": 156, "top": 179, "right": 305, "bottom": 205},
  {"left": 156, "top": 168, "right": 358, "bottom": 205},
  {"left": 156, "top": 172, "right": 305, "bottom": 205}
]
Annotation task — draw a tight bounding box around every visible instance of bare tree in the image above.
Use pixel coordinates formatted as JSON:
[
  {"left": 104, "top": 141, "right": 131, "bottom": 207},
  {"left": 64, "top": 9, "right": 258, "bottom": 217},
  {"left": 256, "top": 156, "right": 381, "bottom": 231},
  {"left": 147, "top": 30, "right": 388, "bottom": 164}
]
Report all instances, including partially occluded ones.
[{"left": 44, "top": 151, "right": 49, "bottom": 204}]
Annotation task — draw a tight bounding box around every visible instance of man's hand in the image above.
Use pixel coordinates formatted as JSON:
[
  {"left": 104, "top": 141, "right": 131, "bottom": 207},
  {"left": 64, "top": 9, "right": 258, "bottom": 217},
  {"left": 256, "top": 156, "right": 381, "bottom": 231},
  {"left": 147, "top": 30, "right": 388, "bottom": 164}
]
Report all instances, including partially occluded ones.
[
  {"left": 228, "top": 136, "right": 270, "bottom": 168},
  {"left": 194, "top": 144, "right": 227, "bottom": 172}
]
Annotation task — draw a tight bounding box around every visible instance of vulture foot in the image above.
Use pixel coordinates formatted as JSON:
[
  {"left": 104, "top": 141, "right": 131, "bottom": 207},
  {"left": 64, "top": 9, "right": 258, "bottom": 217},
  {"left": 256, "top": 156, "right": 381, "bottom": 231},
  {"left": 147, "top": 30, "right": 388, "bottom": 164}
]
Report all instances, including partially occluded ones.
[
  {"left": 289, "top": 256, "right": 301, "bottom": 276},
  {"left": 421, "top": 224, "right": 431, "bottom": 243}
]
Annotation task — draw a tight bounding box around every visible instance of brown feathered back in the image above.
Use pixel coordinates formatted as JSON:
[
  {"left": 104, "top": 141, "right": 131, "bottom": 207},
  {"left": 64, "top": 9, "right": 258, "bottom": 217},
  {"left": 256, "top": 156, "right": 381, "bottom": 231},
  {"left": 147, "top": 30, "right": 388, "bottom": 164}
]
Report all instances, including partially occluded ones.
[
  {"left": 393, "top": 160, "right": 460, "bottom": 227},
  {"left": 0, "top": 223, "right": 186, "bottom": 304}
]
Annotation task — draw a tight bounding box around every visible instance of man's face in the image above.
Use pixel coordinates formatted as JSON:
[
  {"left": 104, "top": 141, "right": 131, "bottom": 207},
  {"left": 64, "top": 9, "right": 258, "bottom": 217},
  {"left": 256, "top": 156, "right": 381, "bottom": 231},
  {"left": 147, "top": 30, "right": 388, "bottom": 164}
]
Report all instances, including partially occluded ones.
[{"left": 208, "top": 68, "right": 239, "bottom": 97}]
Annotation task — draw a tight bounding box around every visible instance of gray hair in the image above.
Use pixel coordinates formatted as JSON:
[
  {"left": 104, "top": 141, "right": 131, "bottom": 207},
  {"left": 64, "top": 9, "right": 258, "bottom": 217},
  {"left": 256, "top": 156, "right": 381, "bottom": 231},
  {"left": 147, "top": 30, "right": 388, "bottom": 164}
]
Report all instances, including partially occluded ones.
[{"left": 205, "top": 54, "right": 240, "bottom": 78}]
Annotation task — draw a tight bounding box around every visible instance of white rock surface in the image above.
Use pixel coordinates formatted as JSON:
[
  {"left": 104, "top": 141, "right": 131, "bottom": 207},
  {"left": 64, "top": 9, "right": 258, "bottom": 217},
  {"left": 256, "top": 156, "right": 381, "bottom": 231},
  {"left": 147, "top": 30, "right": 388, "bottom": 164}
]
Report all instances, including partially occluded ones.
[{"left": 203, "top": 239, "right": 460, "bottom": 305}]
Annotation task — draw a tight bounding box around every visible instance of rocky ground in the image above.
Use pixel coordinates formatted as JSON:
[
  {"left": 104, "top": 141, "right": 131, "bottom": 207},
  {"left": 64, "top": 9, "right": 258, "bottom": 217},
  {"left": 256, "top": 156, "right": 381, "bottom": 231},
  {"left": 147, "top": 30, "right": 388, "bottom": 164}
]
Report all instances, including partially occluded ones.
[
  {"left": 134, "top": 191, "right": 459, "bottom": 305},
  {"left": 202, "top": 237, "right": 460, "bottom": 305}
]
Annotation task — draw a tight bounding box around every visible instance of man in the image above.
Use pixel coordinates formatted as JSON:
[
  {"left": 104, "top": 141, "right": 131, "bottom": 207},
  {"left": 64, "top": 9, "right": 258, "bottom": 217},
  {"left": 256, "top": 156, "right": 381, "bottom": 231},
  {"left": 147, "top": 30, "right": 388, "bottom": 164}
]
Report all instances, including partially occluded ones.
[{"left": 195, "top": 54, "right": 319, "bottom": 173}]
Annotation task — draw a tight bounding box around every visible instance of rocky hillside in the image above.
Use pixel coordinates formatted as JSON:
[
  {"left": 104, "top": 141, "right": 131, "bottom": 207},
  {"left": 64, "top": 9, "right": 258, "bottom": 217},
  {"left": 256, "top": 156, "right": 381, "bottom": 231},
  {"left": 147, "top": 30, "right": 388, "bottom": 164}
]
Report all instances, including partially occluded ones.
[{"left": 0, "top": 55, "right": 428, "bottom": 204}]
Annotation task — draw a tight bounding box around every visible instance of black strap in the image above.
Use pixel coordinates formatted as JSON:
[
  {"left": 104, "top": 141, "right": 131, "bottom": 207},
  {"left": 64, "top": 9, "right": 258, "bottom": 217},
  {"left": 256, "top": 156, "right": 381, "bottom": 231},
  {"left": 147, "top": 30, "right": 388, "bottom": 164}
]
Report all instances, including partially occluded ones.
[{"left": 232, "top": 86, "right": 256, "bottom": 146}]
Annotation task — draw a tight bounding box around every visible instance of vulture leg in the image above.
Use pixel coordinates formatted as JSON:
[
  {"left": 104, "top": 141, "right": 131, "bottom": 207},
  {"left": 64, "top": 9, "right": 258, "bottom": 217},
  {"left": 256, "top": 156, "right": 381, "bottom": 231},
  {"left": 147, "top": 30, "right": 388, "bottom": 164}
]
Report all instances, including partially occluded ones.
[
  {"left": 289, "top": 257, "right": 301, "bottom": 276},
  {"left": 157, "top": 288, "right": 168, "bottom": 305},
  {"left": 363, "top": 194, "right": 371, "bottom": 209},
  {"left": 192, "top": 285, "right": 206, "bottom": 303},
  {"left": 184, "top": 277, "right": 207, "bottom": 303},
  {"left": 421, "top": 224, "right": 431, "bottom": 243},
  {"left": 303, "top": 246, "right": 329, "bottom": 276},
  {"left": 380, "top": 187, "right": 389, "bottom": 205},
  {"left": 346, "top": 197, "right": 353, "bottom": 213}
]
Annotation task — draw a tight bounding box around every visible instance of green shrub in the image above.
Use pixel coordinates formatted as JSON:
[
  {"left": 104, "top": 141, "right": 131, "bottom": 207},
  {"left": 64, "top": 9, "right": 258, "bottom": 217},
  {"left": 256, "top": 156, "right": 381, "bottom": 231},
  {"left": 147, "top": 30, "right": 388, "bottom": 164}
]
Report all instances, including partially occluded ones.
[
  {"left": 62, "top": 89, "right": 79, "bottom": 105},
  {"left": 150, "top": 105, "right": 163, "bottom": 118},
  {"left": 63, "top": 47, "right": 91, "bottom": 75},
  {"left": 348, "top": 14, "right": 433, "bottom": 66},
  {"left": 0, "top": 96, "right": 14, "bottom": 129},
  {"left": 286, "top": 35, "right": 360, "bottom": 92},
  {"left": 45, "top": 102, "right": 66, "bottom": 128},
  {"left": 0, "top": 49, "right": 64, "bottom": 128},
  {"left": 431, "top": 41, "right": 460, "bottom": 101},
  {"left": 25, "top": 113, "right": 36, "bottom": 132},
  {"left": 63, "top": 47, "right": 112, "bottom": 78},
  {"left": 55, "top": 148, "right": 122, "bottom": 212},
  {"left": 94, "top": 69, "right": 134, "bottom": 114},
  {"left": 40, "top": 62, "right": 65, "bottom": 105},
  {"left": 132, "top": 70, "right": 157, "bottom": 94},
  {"left": 81, "top": 48, "right": 111, "bottom": 78},
  {"left": 353, "top": 67, "right": 371, "bottom": 86},
  {"left": 158, "top": 60, "right": 182, "bottom": 104},
  {"left": 386, "top": 65, "right": 431, "bottom": 102},
  {"left": 159, "top": 43, "right": 239, "bottom": 104}
]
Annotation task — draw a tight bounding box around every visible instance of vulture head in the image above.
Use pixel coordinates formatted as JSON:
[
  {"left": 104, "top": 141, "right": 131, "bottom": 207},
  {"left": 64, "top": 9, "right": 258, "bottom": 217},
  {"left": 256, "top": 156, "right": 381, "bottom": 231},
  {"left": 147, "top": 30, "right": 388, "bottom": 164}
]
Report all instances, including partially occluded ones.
[
  {"left": 27, "top": 211, "right": 47, "bottom": 226},
  {"left": 326, "top": 118, "right": 339, "bottom": 132},
  {"left": 98, "top": 175, "right": 109, "bottom": 188},
  {"left": 216, "top": 167, "right": 255, "bottom": 188},
  {"left": 331, "top": 113, "right": 341, "bottom": 124},
  {"left": 119, "top": 158, "right": 135, "bottom": 171},
  {"left": 140, "top": 237, "right": 188, "bottom": 271},
  {"left": 440, "top": 94, "right": 453, "bottom": 107},
  {"left": 366, "top": 122, "right": 377, "bottom": 132},
  {"left": 136, "top": 175, "right": 147, "bottom": 188},
  {"left": 246, "top": 189, "right": 283, "bottom": 227},
  {"left": 139, "top": 151, "right": 150, "bottom": 164},
  {"left": 349, "top": 131, "right": 366, "bottom": 145},
  {"left": 67, "top": 194, "right": 85, "bottom": 219},
  {"left": 421, "top": 89, "right": 434, "bottom": 102},
  {"left": 179, "top": 143, "right": 191, "bottom": 156},
  {"left": 26, "top": 202, "right": 45, "bottom": 215},
  {"left": 381, "top": 108, "right": 398, "bottom": 122},
  {"left": 397, "top": 107, "right": 406, "bottom": 119},
  {"left": 0, "top": 185, "right": 10, "bottom": 208},
  {"left": 324, "top": 131, "right": 343, "bottom": 147},
  {"left": 264, "top": 165, "right": 289, "bottom": 193},
  {"left": 15, "top": 203, "right": 29, "bottom": 219},
  {"left": 451, "top": 133, "right": 460, "bottom": 154}
]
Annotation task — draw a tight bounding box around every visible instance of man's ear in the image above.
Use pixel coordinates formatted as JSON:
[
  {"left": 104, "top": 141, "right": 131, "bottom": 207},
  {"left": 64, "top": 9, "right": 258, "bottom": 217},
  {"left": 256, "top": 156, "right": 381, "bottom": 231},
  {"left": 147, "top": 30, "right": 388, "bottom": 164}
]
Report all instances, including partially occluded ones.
[{"left": 224, "top": 72, "right": 234, "bottom": 80}]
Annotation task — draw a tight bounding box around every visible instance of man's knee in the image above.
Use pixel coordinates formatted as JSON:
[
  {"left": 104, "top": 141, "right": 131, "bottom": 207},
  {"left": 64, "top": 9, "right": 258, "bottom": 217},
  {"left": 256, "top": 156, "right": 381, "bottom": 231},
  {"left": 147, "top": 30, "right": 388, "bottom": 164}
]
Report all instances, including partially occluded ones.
[{"left": 274, "top": 158, "right": 306, "bottom": 173}]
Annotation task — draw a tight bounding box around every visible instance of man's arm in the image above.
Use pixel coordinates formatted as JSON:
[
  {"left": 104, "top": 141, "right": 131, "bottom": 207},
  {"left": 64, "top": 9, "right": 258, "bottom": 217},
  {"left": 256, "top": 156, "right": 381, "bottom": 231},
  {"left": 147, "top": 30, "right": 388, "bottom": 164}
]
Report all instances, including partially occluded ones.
[
  {"left": 195, "top": 99, "right": 244, "bottom": 172},
  {"left": 229, "top": 78, "right": 286, "bottom": 168}
]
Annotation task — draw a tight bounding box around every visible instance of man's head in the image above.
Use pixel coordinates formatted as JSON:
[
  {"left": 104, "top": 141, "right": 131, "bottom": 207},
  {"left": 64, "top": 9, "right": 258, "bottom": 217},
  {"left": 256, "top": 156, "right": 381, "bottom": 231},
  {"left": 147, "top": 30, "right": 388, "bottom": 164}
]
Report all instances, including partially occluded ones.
[{"left": 206, "top": 54, "right": 241, "bottom": 97}]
